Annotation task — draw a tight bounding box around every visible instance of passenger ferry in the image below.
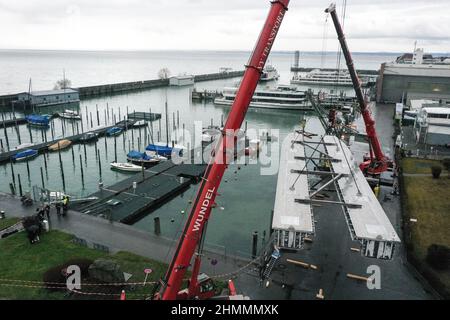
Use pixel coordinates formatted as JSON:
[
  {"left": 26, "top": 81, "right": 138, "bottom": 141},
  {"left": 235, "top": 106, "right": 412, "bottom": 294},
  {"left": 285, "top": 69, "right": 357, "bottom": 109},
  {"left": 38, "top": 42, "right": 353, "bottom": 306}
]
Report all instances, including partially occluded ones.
[
  {"left": 214, "top": 85, "right": 312, "bottom": 111},
  {"left": 291, "top": 69, "right": 368, "bottom": 87},
  {"left": 259, "top": 65, "right": 280, "bottom": 82}
]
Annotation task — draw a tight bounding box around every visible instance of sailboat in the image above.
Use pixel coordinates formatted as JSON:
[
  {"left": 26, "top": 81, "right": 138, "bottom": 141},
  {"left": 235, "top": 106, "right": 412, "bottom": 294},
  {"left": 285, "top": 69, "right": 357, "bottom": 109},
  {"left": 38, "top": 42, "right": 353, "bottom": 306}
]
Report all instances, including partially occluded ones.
[{"left": 145, "top": 96, "right": 186, "bottom": 158}]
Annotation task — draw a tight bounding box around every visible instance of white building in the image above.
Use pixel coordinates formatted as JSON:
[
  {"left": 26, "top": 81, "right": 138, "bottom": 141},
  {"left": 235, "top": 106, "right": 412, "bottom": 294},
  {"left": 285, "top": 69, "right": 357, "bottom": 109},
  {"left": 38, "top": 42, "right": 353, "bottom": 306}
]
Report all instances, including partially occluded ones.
[
  {"left": 16, "top": 88, "right": 80, "bottom": 107},
  {"left": 415, "top": 107, "right": 450, "bottom": 145},
  {"left": 169, "top": 75, "right": 194, "bottom": 86}
]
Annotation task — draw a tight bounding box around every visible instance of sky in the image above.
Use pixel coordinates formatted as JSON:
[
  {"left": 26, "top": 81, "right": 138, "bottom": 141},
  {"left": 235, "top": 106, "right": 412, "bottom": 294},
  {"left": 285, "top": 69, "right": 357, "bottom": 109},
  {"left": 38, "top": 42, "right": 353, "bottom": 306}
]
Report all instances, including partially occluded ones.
[{"left": 1, "top": 0, "right": 449, "bottom": 53}]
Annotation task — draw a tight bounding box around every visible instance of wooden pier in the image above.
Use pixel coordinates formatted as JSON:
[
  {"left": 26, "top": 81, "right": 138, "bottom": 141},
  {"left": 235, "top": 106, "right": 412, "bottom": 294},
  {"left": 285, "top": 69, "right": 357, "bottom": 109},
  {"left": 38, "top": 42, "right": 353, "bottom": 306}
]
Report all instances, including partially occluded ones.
[{"left": 0, "top": 119, "right": 135, "bottom": 164}]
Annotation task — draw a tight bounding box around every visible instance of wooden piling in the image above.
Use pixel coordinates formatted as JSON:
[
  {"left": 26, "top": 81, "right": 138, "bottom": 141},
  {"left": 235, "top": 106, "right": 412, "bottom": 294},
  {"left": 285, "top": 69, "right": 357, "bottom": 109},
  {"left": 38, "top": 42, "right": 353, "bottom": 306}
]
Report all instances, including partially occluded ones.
[
  {"left": 18, "top": 174, "right": 23, "bottom": 197},
  {"left": 79, "top": 154, "right": 84, "bottom": 187},
  {"left": 40, "top": 167, "right": 45, "bottom": 189},
  {"left": 252, "top": 231, "right": 258, "bottom": 258},
  {"left": 96, "top": 104, "right": 100, "bottom": 126},
  {"left": 98, "top": 150, "right": 102, "bottom": 180}
]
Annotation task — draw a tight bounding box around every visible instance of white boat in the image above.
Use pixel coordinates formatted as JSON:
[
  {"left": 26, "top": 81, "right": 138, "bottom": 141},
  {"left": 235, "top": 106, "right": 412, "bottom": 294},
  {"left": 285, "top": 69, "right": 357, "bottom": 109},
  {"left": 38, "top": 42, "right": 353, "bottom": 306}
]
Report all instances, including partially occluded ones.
[
  {"left": 15, "top": 142, "right": 35, "bottom": 150},
  {"left": 214, "top": 85, "right": 312, "bottom": 110},
  {"left": 260, "top": 65, "right": 280, "bottom": 82},
  {"left": 202, "top": 127, "right": 222, "bottom": 143},
  {"left": 291, "top": 69, "right": 368, "bottom": 87},
  {"left": 110, "top": 162, "right": 143, "bottom": 172},
  {"left": 132, "top": 120, "right": 148, "bottom": 128},
  {"left": 59, "top": 109, "right": 81, "bottom": 120},
  {"left": 145, "top": 150, "right": 168, "bottom": 161}
]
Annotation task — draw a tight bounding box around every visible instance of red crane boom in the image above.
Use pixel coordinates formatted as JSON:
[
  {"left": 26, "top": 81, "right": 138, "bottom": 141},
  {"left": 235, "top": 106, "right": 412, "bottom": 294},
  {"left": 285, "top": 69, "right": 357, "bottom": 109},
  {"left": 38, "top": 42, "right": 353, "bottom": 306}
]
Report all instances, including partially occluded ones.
[
  {"left": 160, "top": 0, "right": 290, "bottom": 300},
  {"left": 326, "top": 3, "right": 391, "bottom": 175}
]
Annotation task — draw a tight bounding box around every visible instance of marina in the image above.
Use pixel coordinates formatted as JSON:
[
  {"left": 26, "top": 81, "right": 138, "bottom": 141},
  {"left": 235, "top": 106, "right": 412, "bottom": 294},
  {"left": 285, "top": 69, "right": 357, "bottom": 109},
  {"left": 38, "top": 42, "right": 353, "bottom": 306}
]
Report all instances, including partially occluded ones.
[{"left": 0, "top": 0, "right": 448, "bottom": 303}]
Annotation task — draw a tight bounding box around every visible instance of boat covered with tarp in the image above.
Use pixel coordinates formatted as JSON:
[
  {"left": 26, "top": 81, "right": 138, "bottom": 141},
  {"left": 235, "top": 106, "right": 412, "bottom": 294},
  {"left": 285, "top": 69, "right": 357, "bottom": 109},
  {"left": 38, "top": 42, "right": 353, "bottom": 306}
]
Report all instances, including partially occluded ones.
[
  {"left": 106, "top": 126, "right": 123, "bottom": 136},
  {"left": 127, "top": 150, "right": 163, "bottom": 167},
  {"left": 25, "top": 114, "right": 51, "bottom": 127},
  {"left": 145, "top": 142, "right": 186, "bottom": 158},
  {"left": 12, "top": 149, "right": 38, "bottom": 161}
]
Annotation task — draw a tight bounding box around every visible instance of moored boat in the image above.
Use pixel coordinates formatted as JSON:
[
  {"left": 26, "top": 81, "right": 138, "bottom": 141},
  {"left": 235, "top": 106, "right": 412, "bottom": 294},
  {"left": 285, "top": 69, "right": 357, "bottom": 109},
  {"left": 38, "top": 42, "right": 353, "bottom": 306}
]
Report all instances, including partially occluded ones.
[
  {"left": 79, "top": 132, "right": 99, "bottom": 143},
  {"left": 131, "top": 120, "right": 148, "bottom": 128},
  {"left": 25, "top": 114, "right": 51, "bottom": 127},
  {"left": 48, "top": 139, "right": 72, "bottom": 151},
  {"left": 106, "top": 126, "right": 123, "bottom": 136},
  {"left": 145, "top": 142, "right": 186, "bottom": 158},
  {"left": 214, "top": 85, "right": 312, "bottom": 110},
  {"left": 110, "top": 162, "right": 143, "bottom": 172},
  {"left": 127, "top": 150, "right": 162, "bottom": 167},
  {"left": 15, "top": 142, "right": 35, "bottom": 150},
  {"left": 259, "top": 65, "right": 280, "bottom": 82},
  {"left": 59, "top": 109, "right": 81, "bottom": 120},
  {"left": 12, "top": 149, "right": 38, "bottom": 162}
]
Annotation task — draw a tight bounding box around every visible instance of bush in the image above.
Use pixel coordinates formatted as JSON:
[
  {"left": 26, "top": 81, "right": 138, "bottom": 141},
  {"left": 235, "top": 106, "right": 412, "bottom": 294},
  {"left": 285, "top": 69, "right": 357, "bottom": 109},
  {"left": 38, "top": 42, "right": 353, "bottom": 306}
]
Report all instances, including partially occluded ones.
[
  {"left": 42, "top": 258, "right": 94, "bottom": 291},
  {"left": 426, "top": 244, "right": 450, "bottom": 271},
  {"left": 442, "top": 158, "right": 450, "bottom": 173},
  {"left": 431, "top": 165, "right": 442, "bottom": 179}
]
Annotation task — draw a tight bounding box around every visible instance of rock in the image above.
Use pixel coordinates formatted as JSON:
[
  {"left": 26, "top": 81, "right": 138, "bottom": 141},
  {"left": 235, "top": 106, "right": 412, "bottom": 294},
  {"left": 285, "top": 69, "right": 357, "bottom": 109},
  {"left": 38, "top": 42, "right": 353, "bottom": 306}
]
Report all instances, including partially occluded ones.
[{"left": 88, "top": 259, "right": 125, "bottom": 283}]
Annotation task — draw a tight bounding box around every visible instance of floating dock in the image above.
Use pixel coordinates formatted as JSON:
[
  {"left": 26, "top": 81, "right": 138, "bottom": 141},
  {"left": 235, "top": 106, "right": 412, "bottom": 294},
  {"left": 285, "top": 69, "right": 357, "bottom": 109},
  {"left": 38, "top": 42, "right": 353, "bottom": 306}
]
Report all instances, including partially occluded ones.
[
  {"left": 73, "top": 159, "right": 206, "bottom": 224},
  {"left": 0, "top": 117, "right": 27, "bottom": 128}
]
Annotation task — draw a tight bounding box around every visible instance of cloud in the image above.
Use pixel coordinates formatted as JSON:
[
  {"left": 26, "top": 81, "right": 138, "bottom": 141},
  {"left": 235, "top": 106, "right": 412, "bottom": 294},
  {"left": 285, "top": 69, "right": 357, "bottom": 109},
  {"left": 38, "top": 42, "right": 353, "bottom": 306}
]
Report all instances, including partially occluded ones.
[{"left": 0, "top": 0, "right": 448, "bottom": 52}]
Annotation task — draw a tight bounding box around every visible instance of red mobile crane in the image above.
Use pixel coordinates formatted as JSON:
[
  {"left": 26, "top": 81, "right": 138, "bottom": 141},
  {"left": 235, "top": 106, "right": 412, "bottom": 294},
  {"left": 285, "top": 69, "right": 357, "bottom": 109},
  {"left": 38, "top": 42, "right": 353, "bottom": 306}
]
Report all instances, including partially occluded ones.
[
  {"left": 157, "top": 0, "right": 290, "bottom": 300},
  {"left": 326, "top": 3, "right": 392, "bottom": 175}
]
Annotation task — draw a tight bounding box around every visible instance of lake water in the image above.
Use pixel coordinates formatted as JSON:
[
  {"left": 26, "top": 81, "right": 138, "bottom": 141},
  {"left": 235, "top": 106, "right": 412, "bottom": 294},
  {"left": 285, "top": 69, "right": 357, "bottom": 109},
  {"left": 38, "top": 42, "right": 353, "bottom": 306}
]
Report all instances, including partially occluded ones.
[{"left": 0, "top": 49, "right": 398, "bottom": 255}]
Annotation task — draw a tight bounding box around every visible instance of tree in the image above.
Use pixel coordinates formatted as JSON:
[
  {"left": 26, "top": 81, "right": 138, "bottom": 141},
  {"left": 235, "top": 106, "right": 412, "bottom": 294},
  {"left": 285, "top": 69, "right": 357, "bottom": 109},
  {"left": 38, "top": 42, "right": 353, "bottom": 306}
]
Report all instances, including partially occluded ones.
[
  {"left": 158, "top": 68, "right": 171, "bottom": 80},
  {"left": 54, "top": 78, "right": 72, "bottom": 90}
]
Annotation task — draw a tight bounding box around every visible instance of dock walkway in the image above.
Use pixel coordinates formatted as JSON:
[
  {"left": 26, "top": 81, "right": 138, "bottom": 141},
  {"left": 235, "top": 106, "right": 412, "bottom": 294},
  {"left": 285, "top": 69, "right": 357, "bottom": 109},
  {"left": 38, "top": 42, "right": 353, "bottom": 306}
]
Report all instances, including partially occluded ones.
[
  {"left": 0, "top": 119, "right": 137, "bottom": 164},
  {"left": 0, "top": 192, "right": 255, "bottom": 284},
  {"left": 74, "top": 160, "right": 207, "bottom": 224}
]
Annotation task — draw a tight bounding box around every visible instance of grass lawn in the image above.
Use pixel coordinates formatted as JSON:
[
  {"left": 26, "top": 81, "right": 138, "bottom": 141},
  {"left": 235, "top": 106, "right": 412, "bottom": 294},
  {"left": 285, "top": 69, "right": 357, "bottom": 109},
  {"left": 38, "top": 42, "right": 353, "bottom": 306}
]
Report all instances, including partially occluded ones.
[
  {"left": 402, "top": 172, "right": 450, "bottom": 294},
  {"left": 0, "top": 217, "right": 21, "bottom": 231},
  {"left": 401, "top": 158, "right": 443, "bottom": 174},
  {"left": 0, "top": 230, "right": 168, "bottom": 300}
]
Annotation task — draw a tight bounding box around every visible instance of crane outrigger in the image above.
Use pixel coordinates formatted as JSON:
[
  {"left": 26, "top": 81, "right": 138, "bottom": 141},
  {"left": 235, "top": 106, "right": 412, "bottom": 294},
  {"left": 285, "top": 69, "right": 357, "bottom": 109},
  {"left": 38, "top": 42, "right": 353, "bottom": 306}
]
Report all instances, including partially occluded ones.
[{"left": 156, "top": 0, "right": 290, "bottom": 300}]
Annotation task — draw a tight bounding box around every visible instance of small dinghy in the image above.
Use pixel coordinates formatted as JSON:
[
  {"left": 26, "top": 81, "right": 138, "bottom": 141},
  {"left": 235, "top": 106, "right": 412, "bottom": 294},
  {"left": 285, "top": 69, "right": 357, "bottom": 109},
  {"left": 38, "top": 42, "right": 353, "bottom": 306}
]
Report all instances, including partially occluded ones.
[
  {"left": 59, "top": 109, "right": 81, "bottom": 120},
  {"left": 12, "top": 149, "right": 38, "bottom": 162},
  {"left": 106, "top": 126, "right": 123, "bottom": 136},
  {"left": 79, "top": 132, "right": 99, "bottom": 143},
  {"left": 15, "top": 142, "right": 35, "bottom": 150},
  {"left": 127, "top": 150, "right": 162, "bottom": 167},
  {"left": 110, "top": 162, "right": 143, "bottom": 172},
  {"left": 48, "top": 139, "right": 72, "bottom": 151},
  {"left": 132, "top": 120, "right": 148, "bottom": 128}
]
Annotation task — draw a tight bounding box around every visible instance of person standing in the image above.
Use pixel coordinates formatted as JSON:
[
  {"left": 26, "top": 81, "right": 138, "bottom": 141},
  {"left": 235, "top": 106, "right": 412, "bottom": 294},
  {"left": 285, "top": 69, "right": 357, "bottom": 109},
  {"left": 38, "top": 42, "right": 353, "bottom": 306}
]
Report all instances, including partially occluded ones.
[
  {"left": 55, "top": 202, "right": 61, "bottom": 216},
  {"left": 44, "top": 204, "right": 51, "bottom": 220}
]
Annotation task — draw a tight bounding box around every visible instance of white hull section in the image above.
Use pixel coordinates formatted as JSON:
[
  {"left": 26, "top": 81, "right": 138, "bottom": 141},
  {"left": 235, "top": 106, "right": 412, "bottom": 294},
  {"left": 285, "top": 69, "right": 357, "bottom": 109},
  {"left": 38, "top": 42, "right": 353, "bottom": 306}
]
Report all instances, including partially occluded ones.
[{"left": 214, "top": 98, "right": 312, "bottom": 111}]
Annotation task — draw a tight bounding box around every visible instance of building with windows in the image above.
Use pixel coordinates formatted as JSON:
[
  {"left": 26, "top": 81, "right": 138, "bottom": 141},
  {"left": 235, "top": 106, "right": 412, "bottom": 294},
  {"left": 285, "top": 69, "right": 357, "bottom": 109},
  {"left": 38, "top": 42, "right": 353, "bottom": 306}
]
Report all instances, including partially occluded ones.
[
  {"left": 414, "top": 106, "right": 450, "bottom": 145},
  {"left": 15, "top": 88, "right": 80, "bottom": 107},
  {"left": 376, "top": 49, "right": 450, "bottom": 103}
]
